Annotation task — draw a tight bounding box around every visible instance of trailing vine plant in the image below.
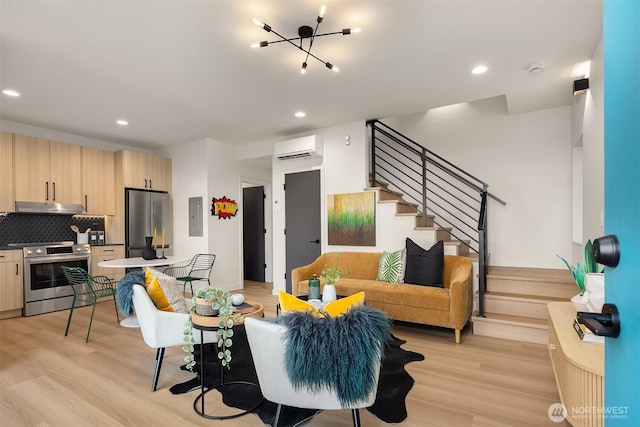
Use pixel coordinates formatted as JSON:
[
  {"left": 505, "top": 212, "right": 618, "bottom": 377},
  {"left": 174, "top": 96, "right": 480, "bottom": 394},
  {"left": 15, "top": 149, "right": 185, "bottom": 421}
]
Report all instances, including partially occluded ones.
[{"left": 183, "top": 286, "right": 243, "bottom": 371}]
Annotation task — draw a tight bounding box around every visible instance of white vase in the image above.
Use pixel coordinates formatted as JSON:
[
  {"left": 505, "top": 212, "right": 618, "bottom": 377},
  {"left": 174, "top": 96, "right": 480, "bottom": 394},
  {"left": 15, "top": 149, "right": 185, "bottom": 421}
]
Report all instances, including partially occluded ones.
[
  {"left": 585, "top": 273, "right": 605, "bottom": 313},
  {"left": 322, "top": 284, "right": 337, "bottom": 302}
]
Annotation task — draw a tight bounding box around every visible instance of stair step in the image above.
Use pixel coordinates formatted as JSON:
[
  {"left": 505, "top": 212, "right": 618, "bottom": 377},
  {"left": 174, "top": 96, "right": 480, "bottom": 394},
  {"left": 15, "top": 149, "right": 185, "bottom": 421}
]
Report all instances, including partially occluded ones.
[
  {"left": 367, "top": 186, "right": 404, "bottom": 202},
  {"left": 486, "top": 266, "right": 576, "bottom": 298},
  {"left": 472, "top": 311, "right": 549, "bottom": 344},
  {"left": 414, "top": 226, "right": 452, "bottom": 241},
  {"left": 444, "top": 240, "right": 470, "bottom": 256},
  {"left": 475, "top": 291, "right": 567, "bottom": 319}
]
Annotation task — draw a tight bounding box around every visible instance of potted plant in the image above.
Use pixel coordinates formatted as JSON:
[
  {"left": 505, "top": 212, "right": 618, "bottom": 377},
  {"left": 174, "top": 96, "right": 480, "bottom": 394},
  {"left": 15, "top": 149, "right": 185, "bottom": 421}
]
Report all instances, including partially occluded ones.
[
  {"left": 321, "top": 254, "right": 349, "bottom": 302},
  {"left": 557, "top": 239, "right": 604, "bottom": 311},
  {"left": 183, "top": 286, "right": 243, "bottom": 370}
]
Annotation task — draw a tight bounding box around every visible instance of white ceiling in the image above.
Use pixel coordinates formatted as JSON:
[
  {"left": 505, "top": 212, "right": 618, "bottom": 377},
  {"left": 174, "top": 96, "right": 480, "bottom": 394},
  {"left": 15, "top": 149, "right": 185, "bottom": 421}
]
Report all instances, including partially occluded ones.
[{"left": 0, "top": 0, "right": 602, "bottom": 150}]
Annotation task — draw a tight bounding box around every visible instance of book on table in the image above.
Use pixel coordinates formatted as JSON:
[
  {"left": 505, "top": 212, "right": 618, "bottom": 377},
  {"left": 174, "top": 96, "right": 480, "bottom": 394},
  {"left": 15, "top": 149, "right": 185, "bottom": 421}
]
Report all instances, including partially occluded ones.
[
  {"left": 572, "top": 317, "right": 605, "bottom": 344},
  {"left": 234, "top": 302, "right": 255, "bottom": 315}
]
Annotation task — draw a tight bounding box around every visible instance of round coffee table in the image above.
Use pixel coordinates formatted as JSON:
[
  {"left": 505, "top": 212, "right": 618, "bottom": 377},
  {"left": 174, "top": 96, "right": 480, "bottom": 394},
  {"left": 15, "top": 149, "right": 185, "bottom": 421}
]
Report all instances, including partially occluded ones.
[{"left": 192, "top": 302, "right": 264, "bottom": 420}]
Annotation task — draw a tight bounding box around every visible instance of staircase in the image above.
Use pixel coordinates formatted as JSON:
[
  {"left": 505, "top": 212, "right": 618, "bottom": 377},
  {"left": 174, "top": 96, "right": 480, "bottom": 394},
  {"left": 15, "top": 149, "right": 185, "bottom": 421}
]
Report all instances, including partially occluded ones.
[
  {"left": 367, "top": 120, "right": 577, "bottom": 346},
  {"left": 368, "top": 181, "right": 471, "bottom": 256},
  {"left": 472, "top": 267, "right": 576, "bottom": 344}
]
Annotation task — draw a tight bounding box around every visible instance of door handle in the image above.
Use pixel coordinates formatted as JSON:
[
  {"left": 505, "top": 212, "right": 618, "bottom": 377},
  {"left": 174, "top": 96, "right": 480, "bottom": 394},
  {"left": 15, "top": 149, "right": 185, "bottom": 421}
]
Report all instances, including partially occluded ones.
[
  {"left": 577, "top": 303, "right": 621, "bottom": 338},
  {"left": 310, "top": 239, "right": 320, "bottom": 244},
  {"left": 593, "top": 234, "right": 620, "bottom": 267}
]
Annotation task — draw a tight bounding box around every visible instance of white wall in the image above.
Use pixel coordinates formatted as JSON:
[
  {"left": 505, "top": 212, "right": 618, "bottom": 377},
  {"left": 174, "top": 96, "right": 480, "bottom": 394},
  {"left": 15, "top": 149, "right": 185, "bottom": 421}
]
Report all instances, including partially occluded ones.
[
  {"left": 383, "top": 97, "right": 573, "bottom": 268},
  {"left": 579, "top": 37, "right": 605, "bottom": 260},
  {"left": 164, "top": 138, "right": 210, "bottom": 260},
  {"left": 167, "top": 137, "right": 272, "bottom": 293},
  {"left": 270, "top": 120, "right": 368, "bottom": 294}
]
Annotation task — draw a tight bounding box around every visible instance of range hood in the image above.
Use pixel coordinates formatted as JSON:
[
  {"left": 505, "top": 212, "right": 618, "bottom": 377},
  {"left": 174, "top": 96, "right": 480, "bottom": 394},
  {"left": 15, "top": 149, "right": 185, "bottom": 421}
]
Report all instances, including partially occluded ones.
[{"left": 15, "top": 201, "right": 85, "bottom": 215}]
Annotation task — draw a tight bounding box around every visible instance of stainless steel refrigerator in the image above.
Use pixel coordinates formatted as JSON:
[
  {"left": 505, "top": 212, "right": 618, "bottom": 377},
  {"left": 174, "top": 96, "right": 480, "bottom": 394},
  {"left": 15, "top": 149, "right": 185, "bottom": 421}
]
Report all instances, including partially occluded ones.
[{"left": 125, "top": 189, "right": 172, "bottom": 258}]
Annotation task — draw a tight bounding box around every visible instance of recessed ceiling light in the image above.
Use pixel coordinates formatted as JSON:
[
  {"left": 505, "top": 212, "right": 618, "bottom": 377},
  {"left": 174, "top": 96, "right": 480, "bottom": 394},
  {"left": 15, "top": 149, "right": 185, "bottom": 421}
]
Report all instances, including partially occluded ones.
[
  {"left": 471, "top": 65, "right": 488, "bottom": 75},
  {"left": 294, "top": 112, "right": 306, "bottom": 118},
  {"left": 116, "top": 120, "right": 129, "bottom": 126},
  {"left": 2, "top": 89, "right": 20, "bottom": 97}
]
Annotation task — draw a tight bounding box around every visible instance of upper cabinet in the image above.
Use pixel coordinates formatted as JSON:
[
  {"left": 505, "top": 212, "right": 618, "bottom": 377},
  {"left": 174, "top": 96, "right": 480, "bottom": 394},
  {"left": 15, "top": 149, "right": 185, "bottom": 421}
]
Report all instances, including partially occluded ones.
[
  {"left": 0, "top": 132, "right": 15, "bottom": 212},
  {"left": 116, "top": 150, "right": 172, "bottom": 192},
  {"left": 81, "top": 146, "right": 115, "bottom": 215},
  {"left": 14, "top": 135, "right": 82, "bottom": 205}
]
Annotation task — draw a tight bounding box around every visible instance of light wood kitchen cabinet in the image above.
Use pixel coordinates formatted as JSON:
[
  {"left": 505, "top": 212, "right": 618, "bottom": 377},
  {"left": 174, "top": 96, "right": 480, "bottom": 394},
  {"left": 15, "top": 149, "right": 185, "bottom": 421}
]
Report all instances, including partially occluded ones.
[
  {"left": 91, "top": 246, "right": 125, "bottom": 283},
  {"left": 14, "top": 135, "right": 83, "bottom": 205},
  {"left": 116, "top": 150, "right": 172, "bottom": 192},
  {"left": 0, "top": 132, "right": 14, "bottom": 212},
  {"left": 81, "top": 146, "right": 115, "bottom": 215},
  {"left": 0, "top": 250, "right": 23, "bottom": 319}
]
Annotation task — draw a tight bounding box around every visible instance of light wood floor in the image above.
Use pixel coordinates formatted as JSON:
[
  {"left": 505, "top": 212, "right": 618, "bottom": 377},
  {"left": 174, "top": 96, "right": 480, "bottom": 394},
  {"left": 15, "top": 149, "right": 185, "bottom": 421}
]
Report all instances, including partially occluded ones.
[{"left": 0, "top": 281, "right": 568, "bottom": 427}]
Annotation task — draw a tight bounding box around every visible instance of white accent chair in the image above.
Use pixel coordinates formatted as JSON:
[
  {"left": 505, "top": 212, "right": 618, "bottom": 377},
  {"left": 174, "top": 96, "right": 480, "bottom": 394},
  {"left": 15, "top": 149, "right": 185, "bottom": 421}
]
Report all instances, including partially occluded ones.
[
  {"left": 245, "top": 317, "right": 380, "bottom": 427},
  {"left": 131, "top": 284, "right": 217, "bottom": 391}
]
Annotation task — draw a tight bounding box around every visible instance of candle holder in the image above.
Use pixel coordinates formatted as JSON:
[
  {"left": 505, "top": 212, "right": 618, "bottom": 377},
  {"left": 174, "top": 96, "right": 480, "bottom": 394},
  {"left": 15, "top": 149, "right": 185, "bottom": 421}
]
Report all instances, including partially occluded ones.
[{"left": 161, "top": 249, "right": 167, "bottom": 259}]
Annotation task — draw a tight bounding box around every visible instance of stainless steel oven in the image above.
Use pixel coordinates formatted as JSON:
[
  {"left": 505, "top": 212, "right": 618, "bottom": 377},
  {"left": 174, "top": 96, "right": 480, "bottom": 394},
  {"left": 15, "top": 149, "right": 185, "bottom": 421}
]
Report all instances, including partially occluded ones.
[{"left": 15, "top": 242, "right": 92, "bottom": 316}]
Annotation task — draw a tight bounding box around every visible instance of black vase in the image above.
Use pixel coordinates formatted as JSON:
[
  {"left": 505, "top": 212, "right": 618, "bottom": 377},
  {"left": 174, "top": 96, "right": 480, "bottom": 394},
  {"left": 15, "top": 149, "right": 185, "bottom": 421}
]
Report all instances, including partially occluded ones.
[{"left": 141, "top": 236, "right": 157, "bottom": 260}]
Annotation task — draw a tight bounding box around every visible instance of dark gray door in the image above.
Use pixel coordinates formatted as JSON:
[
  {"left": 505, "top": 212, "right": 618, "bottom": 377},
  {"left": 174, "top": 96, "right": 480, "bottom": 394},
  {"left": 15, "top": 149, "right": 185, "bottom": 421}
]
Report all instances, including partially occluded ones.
[
  {"left": 285, "top": 170, "right": 321, "bottom": 292},
  {"left": 243, "top": 186, "right": 265, "bottom": 282}
]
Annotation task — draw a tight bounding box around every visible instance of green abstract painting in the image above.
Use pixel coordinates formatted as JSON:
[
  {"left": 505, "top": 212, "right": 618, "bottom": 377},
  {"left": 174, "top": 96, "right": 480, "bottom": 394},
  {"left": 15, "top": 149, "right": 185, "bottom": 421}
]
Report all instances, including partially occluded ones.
[{"left": 327, "top": 192, "right": 375, "bottom": 246}]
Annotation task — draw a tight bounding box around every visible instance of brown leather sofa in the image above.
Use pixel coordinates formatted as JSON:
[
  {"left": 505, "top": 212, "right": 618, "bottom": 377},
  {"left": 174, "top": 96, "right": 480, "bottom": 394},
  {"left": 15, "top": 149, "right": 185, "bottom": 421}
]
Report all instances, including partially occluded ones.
[{"left": 291, "top": 251, "right": 473, "bottom": 343}]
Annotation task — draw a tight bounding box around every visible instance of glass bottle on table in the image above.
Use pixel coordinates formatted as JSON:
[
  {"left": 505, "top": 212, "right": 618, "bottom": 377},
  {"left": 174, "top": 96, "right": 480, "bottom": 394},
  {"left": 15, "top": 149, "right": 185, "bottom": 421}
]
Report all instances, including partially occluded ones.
[{"left": 308, "top": 274, "right": 321, "bottom": 300}]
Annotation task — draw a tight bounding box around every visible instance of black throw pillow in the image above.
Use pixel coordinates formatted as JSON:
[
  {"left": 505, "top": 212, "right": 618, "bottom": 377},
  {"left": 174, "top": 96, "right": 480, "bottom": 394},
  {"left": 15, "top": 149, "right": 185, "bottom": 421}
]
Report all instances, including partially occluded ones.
[{"left": 403, "top": 239, "right": 444, "bottom": 287}]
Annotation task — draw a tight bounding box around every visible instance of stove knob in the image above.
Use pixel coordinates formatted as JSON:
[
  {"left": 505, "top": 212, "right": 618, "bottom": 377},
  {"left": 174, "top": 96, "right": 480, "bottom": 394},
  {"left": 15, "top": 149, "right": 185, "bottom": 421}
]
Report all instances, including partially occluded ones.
[
  {"left": 26, "top": 249, "right": 33, "bottom": 255},
  {"left": 36, "top": 249, "right": 42, "bottom": 254}
]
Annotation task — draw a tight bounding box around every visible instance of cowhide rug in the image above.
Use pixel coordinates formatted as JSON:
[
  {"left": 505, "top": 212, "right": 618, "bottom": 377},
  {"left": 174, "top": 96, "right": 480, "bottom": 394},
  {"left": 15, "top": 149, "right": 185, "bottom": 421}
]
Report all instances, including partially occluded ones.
[{"left": 170, "top": 326, "right": 424, "bottom": 426}]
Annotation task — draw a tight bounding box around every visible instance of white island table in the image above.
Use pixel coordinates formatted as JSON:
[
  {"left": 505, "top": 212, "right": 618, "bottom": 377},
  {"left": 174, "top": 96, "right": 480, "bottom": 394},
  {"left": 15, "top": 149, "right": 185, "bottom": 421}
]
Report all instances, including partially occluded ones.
[
  {"left": 98, "top": 256, "right": 189, "bottom": 327},
  {"left": 97, "top": 256, "right": 189, "bottom": 270}
]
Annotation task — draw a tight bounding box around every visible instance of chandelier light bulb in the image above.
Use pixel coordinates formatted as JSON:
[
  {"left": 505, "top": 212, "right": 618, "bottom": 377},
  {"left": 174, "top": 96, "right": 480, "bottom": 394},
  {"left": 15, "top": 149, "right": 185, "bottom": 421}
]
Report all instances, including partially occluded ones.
[
  {"left": 351, "top": 27, "right": 361, "bottom": 33},
  {"left": 251, "top": 42, "right": 260, "bottom": 49},
  {"left": 252, "top": 18, "right": 271, "bottom": 32},
  {"left": 318, "top": 5, "right": 326, "bottom": 21},
  {"left": 301, "top": 62, "right": 308, "bottom": 74},
  {"left": 2, "top": 89, "right": 20, "bottom": 97}
]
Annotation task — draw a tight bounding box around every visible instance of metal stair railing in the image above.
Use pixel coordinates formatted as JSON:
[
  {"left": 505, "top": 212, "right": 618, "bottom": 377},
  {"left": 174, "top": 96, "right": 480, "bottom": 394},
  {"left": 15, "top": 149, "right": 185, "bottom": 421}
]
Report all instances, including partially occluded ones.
[{"left": 367, "top": 119, "right": 506, "bottom": 317}]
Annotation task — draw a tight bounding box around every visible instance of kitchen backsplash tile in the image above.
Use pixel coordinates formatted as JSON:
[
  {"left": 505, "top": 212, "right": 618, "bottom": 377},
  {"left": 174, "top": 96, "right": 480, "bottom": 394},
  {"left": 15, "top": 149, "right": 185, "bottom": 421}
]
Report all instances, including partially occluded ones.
[{"left": 0, "top": 214, "right": 105, "bottom": 245}]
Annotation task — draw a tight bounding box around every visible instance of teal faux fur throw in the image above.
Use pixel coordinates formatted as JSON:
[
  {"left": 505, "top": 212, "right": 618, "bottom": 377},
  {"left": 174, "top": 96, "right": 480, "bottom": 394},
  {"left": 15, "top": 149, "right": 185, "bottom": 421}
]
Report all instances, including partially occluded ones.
[
  {"left": 276, "top": 304, "right": 392, "bottom": 407},
  {"left": 116, "top": 271, "right": 145, "bottom": 316}
]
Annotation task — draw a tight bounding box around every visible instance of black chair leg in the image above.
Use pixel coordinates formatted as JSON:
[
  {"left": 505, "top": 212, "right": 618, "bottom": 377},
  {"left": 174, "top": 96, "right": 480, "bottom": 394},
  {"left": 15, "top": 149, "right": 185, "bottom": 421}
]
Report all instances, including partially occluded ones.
[
  {"left": 273, "top": 404, "right": 282, "bottom": 427},
  {"left": 152, "top": 348, "right": 165, "bottom": 392},
  {"left": 64, "top": 294, "right": 77, "bottom": 336},
  {"left": 112, "top": 294, "right": 120, "bottom": 323},
  {"left": 351, "top": 409, "right": 361, "bottom": 427}
]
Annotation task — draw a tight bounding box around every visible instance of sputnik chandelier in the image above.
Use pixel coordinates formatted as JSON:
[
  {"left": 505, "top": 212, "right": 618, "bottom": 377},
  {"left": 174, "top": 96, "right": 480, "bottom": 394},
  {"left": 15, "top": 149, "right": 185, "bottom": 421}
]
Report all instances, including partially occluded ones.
[{"left": 251, "top": 4, "right": 360, "bottom": 74}]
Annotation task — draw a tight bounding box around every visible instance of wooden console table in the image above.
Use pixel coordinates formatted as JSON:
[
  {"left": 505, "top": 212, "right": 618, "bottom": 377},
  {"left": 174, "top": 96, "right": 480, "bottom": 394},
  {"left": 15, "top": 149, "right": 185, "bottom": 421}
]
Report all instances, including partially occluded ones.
[{"left": 547, "top": 302, "right": 604, "bottom": 427}]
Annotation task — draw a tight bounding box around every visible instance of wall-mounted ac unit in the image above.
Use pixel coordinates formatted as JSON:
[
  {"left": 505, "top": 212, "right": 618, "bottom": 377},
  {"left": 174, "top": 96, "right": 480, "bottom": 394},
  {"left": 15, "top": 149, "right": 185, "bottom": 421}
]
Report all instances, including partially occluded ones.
[{"left": 274, "top": 135, "right": 323, "bottom": 160}]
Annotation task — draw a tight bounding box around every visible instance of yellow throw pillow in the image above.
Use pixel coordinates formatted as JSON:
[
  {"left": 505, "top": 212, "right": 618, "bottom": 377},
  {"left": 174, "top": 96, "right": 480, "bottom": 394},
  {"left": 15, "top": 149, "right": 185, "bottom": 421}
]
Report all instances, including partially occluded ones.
[
  {"left": 323, "top": 292, "right": 365, "bottom": 317},
  {"left": 279, "top": 291, "right": 318, "bottom": 315},
  {"left": 278, "top": 291, "right": 366, "bottom": 317},
  {"left": 145, "top": 267, "right": 189, "bottom": 313}
]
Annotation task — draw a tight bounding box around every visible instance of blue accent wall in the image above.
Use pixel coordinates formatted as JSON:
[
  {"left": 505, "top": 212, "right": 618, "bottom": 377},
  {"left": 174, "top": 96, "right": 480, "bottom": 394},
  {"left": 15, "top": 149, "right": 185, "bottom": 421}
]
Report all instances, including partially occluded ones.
[{"left": 604, "top": 0, "right": 640, "bottom": 425}]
